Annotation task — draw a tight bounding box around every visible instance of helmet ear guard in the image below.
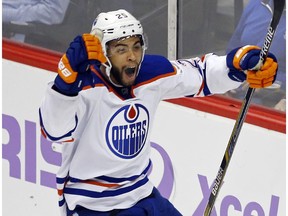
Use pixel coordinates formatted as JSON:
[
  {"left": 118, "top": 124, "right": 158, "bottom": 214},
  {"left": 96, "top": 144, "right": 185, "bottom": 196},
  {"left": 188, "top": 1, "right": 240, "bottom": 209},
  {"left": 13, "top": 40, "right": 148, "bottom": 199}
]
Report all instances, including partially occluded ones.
[{"left": 90, "top": 9, "right": 147, "bottom": 86}]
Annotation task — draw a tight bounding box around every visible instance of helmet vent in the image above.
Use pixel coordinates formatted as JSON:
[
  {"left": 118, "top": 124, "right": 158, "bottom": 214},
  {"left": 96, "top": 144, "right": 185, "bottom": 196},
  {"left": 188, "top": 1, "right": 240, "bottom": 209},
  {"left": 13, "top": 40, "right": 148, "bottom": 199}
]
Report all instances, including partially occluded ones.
[{"left": 104, "top": 28, "right": 114, "bottom": 34}]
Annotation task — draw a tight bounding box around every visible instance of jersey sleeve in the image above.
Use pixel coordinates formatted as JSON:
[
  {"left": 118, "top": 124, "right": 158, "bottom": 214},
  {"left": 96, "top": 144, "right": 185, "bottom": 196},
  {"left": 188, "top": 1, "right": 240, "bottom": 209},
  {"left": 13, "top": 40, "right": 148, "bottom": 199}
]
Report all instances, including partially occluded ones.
[
  {"left": 135, "top": 54, "right": 242, "bottom": 100},
  {"left": 39, "top": 82, "right": 84, "bottom": 142},
  {"left": 187, "top": 53, "right": 242, "bottom": 97}
]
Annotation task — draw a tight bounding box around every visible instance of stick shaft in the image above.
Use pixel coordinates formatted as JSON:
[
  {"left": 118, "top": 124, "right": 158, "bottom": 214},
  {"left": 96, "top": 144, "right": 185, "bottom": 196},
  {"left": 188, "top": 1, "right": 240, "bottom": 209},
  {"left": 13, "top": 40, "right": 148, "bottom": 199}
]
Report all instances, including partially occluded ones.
[{"left": 204, "top": 87, "right": 255, "bottom": 216}]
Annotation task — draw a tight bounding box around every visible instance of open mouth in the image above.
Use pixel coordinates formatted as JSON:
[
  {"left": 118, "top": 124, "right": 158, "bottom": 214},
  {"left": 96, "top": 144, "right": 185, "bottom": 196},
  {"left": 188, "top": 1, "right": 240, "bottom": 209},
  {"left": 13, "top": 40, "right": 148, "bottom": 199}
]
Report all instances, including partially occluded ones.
[{"left": 124, "top": 67, "right": 137, "bottom": 76}]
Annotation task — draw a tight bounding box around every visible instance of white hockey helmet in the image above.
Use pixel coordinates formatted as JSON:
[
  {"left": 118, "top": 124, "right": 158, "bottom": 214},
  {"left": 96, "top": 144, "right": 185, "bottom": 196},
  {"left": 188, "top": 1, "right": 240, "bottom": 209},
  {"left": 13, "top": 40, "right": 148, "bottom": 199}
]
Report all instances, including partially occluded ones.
[{"left": 90, "top": 9, "right": 146, "bottom": 84}]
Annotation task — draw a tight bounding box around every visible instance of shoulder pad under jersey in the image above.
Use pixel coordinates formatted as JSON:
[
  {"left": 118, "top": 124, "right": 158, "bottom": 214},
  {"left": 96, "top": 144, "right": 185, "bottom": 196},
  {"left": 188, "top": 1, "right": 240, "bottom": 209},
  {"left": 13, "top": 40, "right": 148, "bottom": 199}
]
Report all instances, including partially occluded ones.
[{"left": 135, "top": 55, "right": 175, "bottom": 85}]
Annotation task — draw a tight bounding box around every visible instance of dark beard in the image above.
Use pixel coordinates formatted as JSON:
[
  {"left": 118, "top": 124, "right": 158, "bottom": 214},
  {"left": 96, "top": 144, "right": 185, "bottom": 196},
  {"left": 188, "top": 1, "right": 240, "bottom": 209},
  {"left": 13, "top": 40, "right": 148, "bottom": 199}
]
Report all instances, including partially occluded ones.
[{"left": 110, "top": 67, "right": 124, "bottom": 86}]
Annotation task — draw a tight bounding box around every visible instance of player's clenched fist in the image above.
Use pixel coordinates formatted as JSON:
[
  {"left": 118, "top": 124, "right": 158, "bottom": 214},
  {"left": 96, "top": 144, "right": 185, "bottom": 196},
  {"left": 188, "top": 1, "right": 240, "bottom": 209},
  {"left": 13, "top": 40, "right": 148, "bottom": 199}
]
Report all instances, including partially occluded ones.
[
  {"left": 54, "top": 34, "right": 107, "bottom": 96},
  {"left": 226, "top": 45, "right": 278, "bottom": 88}
]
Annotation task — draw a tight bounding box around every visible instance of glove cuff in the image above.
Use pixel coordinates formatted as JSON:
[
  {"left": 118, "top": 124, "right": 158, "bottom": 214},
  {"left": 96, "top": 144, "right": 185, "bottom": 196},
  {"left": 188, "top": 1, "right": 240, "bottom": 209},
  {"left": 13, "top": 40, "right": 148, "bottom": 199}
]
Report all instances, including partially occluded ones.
[
  {"left": 227, "top": 46, "right": 261, "bottom": 71},
  {"left": 228, "top": 68, "right": 247, "bottom": 82},
  {"left": 58, "top": 54, "right": 78, "bottom": 84},
  {"left": 53, "top": 75, "right": 79, "bottom": 96},
  {"left": 233, "top": 45, "right": 260, "bottom": 70}
]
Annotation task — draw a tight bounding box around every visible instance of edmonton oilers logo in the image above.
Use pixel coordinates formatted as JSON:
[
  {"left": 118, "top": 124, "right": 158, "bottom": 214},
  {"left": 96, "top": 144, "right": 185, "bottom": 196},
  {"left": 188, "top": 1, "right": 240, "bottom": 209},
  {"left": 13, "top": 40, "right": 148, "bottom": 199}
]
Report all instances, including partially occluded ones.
[{"left": 106, "top": 104, "right": 150, "bottom": 159}]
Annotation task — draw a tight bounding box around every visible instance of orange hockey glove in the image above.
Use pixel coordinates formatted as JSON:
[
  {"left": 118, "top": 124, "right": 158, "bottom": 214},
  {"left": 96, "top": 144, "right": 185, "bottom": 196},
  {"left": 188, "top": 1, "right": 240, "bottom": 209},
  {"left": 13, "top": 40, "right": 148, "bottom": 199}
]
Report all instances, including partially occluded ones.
[
  {"left": 246, "top": 57, "right": 278, "bottom": 88},
  {"left": 54, "top": 34, "right": 107, "bottom": 95},
  {"left": 227, "top": 45, "right": 278, "bottom": 88}
]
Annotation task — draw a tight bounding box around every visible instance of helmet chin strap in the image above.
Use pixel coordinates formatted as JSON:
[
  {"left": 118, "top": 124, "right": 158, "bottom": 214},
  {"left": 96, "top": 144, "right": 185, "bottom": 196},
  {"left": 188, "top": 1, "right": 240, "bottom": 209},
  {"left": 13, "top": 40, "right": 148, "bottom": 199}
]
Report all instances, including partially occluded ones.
[{"left": 102, "top": 62, "right": 123, "bottom": 87}]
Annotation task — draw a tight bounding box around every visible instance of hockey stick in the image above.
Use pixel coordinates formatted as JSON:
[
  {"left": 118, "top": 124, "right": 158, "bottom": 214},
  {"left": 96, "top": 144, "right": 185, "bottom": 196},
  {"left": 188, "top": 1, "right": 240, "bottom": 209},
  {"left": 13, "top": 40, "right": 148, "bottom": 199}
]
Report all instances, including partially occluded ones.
[{"left": 204, "top": 0, "right": 285, "bottom": 215}]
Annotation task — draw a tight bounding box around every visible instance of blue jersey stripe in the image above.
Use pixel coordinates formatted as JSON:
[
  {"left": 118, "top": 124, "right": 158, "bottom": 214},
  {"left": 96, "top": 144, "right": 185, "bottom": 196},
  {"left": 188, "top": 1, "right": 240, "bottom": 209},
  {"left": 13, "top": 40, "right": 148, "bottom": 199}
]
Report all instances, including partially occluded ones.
[
  {"left": 39, "top": 108, "right": 78, "bottom": 141},
  {"left": 68, "top": 160, "right": 151, "bottom": 184},
  {"left": 96, "top": 160, "right": 151, "bottom": 183}
]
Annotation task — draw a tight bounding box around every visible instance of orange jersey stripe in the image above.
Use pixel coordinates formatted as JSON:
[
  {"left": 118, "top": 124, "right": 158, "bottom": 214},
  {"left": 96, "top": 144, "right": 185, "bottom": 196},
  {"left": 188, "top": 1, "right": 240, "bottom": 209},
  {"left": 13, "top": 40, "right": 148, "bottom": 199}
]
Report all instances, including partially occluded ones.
[{"left": 82, "top": 180, "right": 120, "bottom": 188}]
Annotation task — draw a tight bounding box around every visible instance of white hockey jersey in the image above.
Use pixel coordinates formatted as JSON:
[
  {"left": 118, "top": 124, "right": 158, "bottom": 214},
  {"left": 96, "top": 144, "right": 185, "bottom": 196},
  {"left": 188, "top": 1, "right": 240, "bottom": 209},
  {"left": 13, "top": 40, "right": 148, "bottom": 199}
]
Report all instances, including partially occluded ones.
[{"left": 39, "top": 54, "right": 241, "bottom": 215}]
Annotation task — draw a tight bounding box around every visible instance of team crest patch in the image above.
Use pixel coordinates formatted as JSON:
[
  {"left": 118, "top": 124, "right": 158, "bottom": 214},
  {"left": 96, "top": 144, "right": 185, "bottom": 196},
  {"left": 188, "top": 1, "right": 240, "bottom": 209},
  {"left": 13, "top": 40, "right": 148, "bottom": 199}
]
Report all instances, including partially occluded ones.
[{"left": 106, "top": 104, "right": 150, "bottom": 159}]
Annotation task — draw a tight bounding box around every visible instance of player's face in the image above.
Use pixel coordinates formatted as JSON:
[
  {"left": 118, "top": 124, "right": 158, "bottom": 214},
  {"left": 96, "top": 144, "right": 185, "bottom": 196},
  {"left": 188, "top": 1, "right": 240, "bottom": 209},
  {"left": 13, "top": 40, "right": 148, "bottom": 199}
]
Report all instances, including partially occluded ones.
[{"left": 107, "top": 36, "right": 143, "bottom": 87}]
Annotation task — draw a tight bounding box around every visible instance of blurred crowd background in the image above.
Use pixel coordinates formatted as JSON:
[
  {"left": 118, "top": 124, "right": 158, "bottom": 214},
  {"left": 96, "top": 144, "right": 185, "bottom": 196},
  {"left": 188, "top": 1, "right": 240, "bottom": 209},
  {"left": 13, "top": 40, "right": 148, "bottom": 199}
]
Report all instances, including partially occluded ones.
[{"left": 2, "top": 0, "right": 286, "bottom": 112}]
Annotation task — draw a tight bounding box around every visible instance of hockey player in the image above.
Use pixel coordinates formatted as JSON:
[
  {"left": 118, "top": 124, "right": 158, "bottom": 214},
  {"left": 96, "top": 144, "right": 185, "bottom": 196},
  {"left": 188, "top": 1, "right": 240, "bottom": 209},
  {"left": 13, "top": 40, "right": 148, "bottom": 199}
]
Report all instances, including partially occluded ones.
[{"left": 39, "top": 9, "right": 278, "bottom": 216}]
